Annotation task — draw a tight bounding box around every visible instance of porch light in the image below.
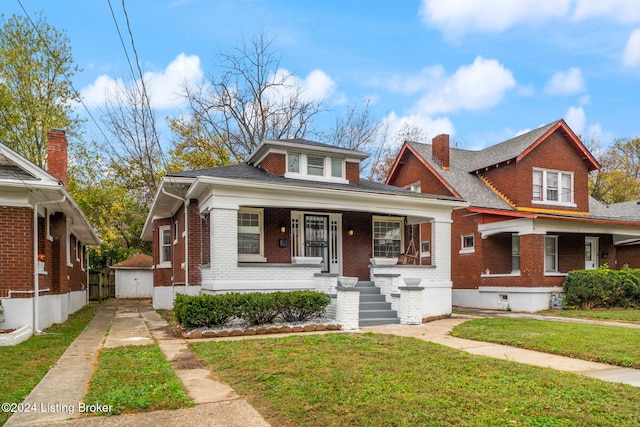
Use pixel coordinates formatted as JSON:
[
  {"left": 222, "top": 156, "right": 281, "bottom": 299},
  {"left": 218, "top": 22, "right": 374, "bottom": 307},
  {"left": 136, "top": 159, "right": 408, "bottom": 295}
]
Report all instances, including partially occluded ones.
[
  {"left": 348, "top": 226, "right": 354, "bottom": 236},
  {"left": 280, "top": 224, "right": 286, "bottom": 233}
]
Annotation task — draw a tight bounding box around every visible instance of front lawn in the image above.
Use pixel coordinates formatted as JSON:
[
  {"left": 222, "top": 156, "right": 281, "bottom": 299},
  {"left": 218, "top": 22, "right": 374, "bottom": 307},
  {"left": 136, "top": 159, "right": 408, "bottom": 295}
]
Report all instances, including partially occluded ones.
[
  {"left": 0, "top": 304, "right": 98, "bottom": 426},
  {"left": 190, "top": 333, "right": 640, "bottom": 427},
  {"left": 452, "top": 318, "right": 640, "bottom": 368},
  {"left": 542, "top": 308, "right": 640, "bottom": 323},
  {"left": 83, "top": 344, "right": 193, "bottom": 415}
]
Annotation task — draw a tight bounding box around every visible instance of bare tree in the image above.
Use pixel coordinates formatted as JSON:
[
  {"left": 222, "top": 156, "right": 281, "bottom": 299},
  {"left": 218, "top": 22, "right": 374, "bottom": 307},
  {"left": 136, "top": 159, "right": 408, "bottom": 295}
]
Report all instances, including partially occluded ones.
[
  {"left": 171, "top": 32, "right": 325, "bottom": 162},
  {"left": 324, "top": 99, "right": 380, "bottom": 151},
  {"left": 100, "top": 76, "right": 164, "bottom": 205}
]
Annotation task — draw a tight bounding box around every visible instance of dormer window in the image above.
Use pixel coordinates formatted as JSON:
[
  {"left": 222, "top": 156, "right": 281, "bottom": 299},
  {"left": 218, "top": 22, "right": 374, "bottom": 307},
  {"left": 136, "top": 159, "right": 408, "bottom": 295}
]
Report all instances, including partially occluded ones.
[
  {"left": 533, "top": 168, "right": 574, "bottom": 206},
  {"left": 307, "top": 156, "right": 324, "bottom": 176},
  {"left": 285, "top": 152, "right": 347, "bottom": 183}
]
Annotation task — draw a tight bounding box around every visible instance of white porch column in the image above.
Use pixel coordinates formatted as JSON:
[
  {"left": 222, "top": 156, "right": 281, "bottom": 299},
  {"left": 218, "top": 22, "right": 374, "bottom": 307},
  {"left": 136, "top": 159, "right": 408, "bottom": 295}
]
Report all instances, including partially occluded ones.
[
  {"left": 399, "top": 286, "right": 424, "bottom": 324},
  {"left": 210, "top": 208, "right": 238, "bottom": 276},
  {"left": 431, "top": 219, "right": 452, "bottom": 278},
  {"left": 336, "top": 286, "right": 361, "bottom": 330}
]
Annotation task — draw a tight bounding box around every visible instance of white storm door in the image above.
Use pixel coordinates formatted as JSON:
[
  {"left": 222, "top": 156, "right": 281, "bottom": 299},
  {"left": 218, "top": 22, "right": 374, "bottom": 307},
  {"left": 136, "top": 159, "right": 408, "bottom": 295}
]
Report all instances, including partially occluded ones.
[{"left": 585, "top": 236, "right": 599, "bottom": 270}]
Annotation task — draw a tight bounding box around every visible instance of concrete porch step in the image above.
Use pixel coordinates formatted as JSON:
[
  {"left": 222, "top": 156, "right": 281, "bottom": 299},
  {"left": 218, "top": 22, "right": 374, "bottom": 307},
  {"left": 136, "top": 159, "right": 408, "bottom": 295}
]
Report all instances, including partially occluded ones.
[
  {"left": 360, "top": 294, "right": 386, "bottom": 303},
  {"left": 359, "top": 317, "right": 401, "bottom": 327},
  {"left": 359, "top": 309, "right": 399, "bottom": 320},
  {"left": 359, "top": 301, "right": 392, "bottom": 310}
]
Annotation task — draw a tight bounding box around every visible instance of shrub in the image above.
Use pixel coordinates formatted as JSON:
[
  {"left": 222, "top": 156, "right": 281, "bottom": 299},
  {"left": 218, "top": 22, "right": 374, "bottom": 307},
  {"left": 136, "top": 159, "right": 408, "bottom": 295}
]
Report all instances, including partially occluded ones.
[
  {"left": 279, "top": 291, "right": 331, "bottom": 322},
  {"left": 173, "top": 291, "right": 332, "bottom": 328},
  {"left": 173, "top": 293, "right": 242, "bottom": 328},
  {"left": 563, "top": 267, "right": 640, "bottom": 309}
]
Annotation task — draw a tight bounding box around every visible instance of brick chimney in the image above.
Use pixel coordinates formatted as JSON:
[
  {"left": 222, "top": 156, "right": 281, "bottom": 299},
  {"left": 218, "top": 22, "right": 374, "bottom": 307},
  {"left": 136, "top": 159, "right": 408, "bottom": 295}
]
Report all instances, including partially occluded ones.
[
  {"left": 47, "top": 129, "right": 68, "bottom": 186},
  {"left": 432, "top": 134, "right": 450, "bottom": 170}
]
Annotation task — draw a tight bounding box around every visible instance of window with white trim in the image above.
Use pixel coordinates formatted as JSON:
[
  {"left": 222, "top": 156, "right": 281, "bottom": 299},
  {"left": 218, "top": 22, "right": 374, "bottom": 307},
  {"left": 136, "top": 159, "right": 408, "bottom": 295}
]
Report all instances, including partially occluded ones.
[
  {"left": 512, "top": 234, "right": 520, "bottom": 272},
  {"left": 237, "top": 208, "right": 266, "bottom": 262},
  {"left": 159, "top": 226, "right": 172, "bottom": 265},
  {"left": 421, "top": 240, "right": 431, "bottom": 257},
  {"left": 373, "top": 216, "right": 403, "bottom": 258},
  {"left": 405, "top": 182, "right": 422, "bottom": 193},
  {"left": 285, "top": 152, "right": 347, "bottom": 183},
  {"left": 533, "top": 169, "right": 574, "bottom": 205},
  {"left": 545, "top": 235, "right": 558, "bottom": 272},
  {"left": 460, "top": 234, "right": 475, "bottom": 254}
]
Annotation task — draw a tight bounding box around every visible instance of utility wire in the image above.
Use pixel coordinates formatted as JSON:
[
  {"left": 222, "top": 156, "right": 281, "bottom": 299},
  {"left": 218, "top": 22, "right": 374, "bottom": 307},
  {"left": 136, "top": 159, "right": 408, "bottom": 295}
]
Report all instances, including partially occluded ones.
[{"left": 16, "top": 0, "right": 111, "bottom": 145}]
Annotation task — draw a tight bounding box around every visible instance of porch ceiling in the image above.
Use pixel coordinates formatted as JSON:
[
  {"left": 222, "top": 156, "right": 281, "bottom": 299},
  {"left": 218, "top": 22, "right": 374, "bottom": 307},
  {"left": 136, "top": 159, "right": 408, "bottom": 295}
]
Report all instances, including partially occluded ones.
[{"left": 479, "top": 217, "right": 640, "bottom": 239}]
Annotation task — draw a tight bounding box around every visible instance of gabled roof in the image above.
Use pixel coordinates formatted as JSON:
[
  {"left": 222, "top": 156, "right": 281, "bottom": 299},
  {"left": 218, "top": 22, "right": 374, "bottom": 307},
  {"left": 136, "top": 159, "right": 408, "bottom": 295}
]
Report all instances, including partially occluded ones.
[
  {"left": 605, "top": 200, "right": 640, "bottom": 221},
  {"left": 247, "top": 138, "right": 370, "bottom": 165},
  {"left": 390, "top": 120, "right": 626, "bottom": 224},
  {"left": 0, "top": 140, "right": 99, "bottom": 246},
  {"left": 112, "top": 253, "right": 153, "bottom": 269}
]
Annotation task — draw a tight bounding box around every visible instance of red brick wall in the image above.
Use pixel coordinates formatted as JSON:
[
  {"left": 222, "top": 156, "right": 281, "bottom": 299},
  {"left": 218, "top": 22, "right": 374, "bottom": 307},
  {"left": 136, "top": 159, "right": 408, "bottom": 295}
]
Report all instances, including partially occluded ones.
[
  {"left": 259, "top": 153, "right": 286, "bottom": 176},
  {"left": 451, "top": 209, "right": 482, "bottom": 289},
  {"left": 172, "top": 206, "right": 186, "bottom": 284},
  {"left": 419, "top": 222, "right": 432, "bottom": 266},
  {"left": 0, "top": 207, "right": 33, "bottom": 294},
  {"left": 617, "top": 245, "right": 640, "bottom": 269},
  {"left": 346, "top": 162, "right": 360, "bottom": 183},
  {"left": 264, "top": 208, "right": 293, "bottom": 263},
  {"left": 153, "top": 218, "right": 173, "bottom": 287},
  {"left": 482, "top": 131, "right": 591, "bottom": 212},
  {"left": 387, "top": 148, "right": 454, "bottom": 196},
  {"left": 342, "top": 212, "right": 373, "bottom": 279},
  {"left": 47, "top": 129, "right": 68, "bottom": 186},
  {"left": 482, "top": 233, "right": 513, "bottom": 274},
  {"left": 187, "top": 200, "right": 203, "bottom": 285}
]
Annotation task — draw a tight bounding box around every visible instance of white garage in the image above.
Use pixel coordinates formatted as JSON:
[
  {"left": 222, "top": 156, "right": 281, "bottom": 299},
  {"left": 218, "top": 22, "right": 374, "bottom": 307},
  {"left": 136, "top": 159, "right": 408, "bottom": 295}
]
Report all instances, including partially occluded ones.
[{"left": 112, "top": 254, "right": 154, "bottom": 299}]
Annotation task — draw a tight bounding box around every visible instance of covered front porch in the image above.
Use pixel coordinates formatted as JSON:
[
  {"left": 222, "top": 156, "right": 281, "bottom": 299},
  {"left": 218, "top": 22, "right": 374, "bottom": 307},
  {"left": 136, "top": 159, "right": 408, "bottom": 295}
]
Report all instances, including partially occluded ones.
[{"left": 455, "top": 216, "right": 640, "bottom": 312}]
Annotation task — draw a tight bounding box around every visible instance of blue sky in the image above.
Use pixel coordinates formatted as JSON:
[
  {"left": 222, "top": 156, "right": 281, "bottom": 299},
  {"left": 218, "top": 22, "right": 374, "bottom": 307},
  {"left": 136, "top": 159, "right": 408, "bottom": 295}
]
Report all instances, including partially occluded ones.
[{"left": 5, "top": 0, "right": 640, "bottom": 153}]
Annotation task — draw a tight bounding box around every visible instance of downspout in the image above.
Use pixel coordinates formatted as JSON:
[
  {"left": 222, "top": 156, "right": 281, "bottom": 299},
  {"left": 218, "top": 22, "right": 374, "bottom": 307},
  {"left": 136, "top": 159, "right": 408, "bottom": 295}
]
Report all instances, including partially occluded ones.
[
  {"left": 161, "top": 189, "right": 189, "bottom": 288},
  {"left": 33, "top": 196, "right": 66, "bottom": 334}
]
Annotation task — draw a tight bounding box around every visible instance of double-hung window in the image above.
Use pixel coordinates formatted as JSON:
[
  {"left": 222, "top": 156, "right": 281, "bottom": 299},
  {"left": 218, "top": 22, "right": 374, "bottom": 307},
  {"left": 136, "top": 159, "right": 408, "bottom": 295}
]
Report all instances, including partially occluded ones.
[
  {"left": 533, "top": 169, "right": 574, "bottom": 205},
  {"left": 237, "top": 208, "right": 266, "bottom": 262},
  {"left": 307, "top": 156, "right": 324, "bottom": 176},
  {"left": 373, "top": 216, "right": 403, "bottom": 258},
  {"left": 460, "top": 234, "right": 475, "bottom": 254},
  {"left": 159, "top": 226, "right": 172, "bottom": 266},
  {"left": 545, "top": 235, "right": 558, "bottom": 272}
]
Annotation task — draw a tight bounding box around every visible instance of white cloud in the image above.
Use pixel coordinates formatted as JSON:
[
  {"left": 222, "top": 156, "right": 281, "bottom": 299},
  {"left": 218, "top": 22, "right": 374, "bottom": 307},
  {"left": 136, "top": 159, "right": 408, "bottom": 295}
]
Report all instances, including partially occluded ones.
[
  {"left": 80, "top": 53, "right": 203, "bottom": 110},
  {"left": 544, "top": 67, "right": 586, "bottom": 95},
  {"left": 381, "top": 111, "right": 455, "bottom": 143},
  {"left": 622, "top": 28, "right": 640, "bottom": 67},
  {"left": 420, "top": 0, "right": 640, "bottom": 37},
  {"left": 413, "top": 57, "right": 516, "bottom": 115},
  {"left": 564, "top": 105, "right": 587, "bottom": 136},
  {"left": 420, "top": 0, "right": 570, "bottom": 36},
  {"left": 572, "top": 0, "right": 640, "bottom": 23},
  {"left": 268, "top": 68, "right": 336, "bottom": 103}
]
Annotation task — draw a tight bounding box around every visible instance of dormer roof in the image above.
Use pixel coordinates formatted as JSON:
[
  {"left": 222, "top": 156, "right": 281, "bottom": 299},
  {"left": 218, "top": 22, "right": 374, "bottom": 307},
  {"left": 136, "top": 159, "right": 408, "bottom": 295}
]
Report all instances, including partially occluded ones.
[{"left": 247, "top": 138, "right": 369, "bottom": 166}]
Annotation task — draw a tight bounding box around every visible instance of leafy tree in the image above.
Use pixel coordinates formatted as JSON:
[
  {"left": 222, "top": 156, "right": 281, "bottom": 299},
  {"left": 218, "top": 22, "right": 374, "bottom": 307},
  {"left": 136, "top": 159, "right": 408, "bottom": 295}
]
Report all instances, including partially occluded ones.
[
  {"left": 590, "top": 137, "right": 640, "bottom": 204},
  {"left": 171, "top": 32, "right": 325, "bottom": 163},
  {"left": 0, "top": 12, "right": 83, "bottom": 166},
  {"left": 166, "top": 115, "right": 231, "bottom": 172}
]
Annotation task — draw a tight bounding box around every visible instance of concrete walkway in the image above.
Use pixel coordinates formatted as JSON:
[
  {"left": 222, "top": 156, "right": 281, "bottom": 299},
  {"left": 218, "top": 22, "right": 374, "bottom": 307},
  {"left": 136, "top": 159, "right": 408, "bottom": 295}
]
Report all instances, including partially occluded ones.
[
  {"left": 363, "top": 315, "right": 640, "bottom": 388},
  {"left": 7, "top": 301, "right": 640, "bottom": 426},
  {"left": 6, "top": 300, "right": 270, "bottom": 427}
]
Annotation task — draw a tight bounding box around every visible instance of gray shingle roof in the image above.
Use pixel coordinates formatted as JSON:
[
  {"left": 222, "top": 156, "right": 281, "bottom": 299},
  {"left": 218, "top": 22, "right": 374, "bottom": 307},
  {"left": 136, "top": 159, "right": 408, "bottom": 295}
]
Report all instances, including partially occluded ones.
[
  {"left": 604, "top": 200, "right": 640, "bottom": 220},
  {"left": 169, "top": 163, "right": 462, "bottom": 201},
  {"left": 0, "top": 164, "right": 38, "bottom": 181}
]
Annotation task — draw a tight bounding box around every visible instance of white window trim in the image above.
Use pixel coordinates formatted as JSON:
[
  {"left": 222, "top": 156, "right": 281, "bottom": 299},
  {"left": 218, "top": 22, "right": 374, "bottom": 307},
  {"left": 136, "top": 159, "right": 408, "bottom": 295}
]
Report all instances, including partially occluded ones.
[
  {"left": 66, "top": 218, "right": 74, "bottom": 267},
  {"left": 511, "top": 233, "right": 520, "bottom": 274},
  {"left": 405, "top": 181, "right": 422, "bottom": 193},
  {"left": 420, "top": 240, "right": 431, "bottom": 258},
  {"left": 46, "top": 212, "right": 53, "bottom": 242},
  {"left": 238, "top": 207, "right": 267, "bottom": 263},
  {"left": 532, "top": 168, "right": 576, "bottom": 207},
  {"left": 158, "top": 225, "right": 172, "bottom": 268},
  {"left": 372, "top": 215, "right": 404, "bottom": 259},
  {"left": 544, "top": 235, "right": 559, "bottom": 273},
  {"left": 285, "top": 152, "right": 349, "bottom": 184},
  {"left": 173, "top": 220, "right": 179, "bottom": 245},
  {"left": 460, "top": 234, "right": 475, "bottom": 254}
]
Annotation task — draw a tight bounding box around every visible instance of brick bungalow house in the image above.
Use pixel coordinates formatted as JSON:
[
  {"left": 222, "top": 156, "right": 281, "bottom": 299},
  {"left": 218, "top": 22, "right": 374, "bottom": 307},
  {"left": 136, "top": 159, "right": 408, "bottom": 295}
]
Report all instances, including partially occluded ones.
[
  {"left": 142, "top": 139, "right": 466, "bottom": 323},
  {"left": 387, "top": 119, "right": 640, "bottom": 311},
  {"left": 0, "top": 130, "right": 99, "bottom": 337}
]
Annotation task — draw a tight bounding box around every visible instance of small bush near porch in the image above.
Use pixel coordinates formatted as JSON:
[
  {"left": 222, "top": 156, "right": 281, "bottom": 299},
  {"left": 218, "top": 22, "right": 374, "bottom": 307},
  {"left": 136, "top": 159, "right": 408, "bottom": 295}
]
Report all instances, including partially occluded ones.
[
  {"left": 563, "top": 266, "right": 640, "bottom": 309},
  {"left": 173, "top": 291, "right": 331, "bottom": 328}
]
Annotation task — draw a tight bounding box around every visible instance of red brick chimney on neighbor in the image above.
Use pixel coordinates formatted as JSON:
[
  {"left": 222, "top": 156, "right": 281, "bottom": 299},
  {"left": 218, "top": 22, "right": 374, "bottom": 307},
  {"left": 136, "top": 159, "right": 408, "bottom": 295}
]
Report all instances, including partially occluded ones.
[
  {"left": 47, "top": 129, "right": 68, "bottom": 186},
  {"left": 432, "top": 134, "right": 450, "bottom": 170}
]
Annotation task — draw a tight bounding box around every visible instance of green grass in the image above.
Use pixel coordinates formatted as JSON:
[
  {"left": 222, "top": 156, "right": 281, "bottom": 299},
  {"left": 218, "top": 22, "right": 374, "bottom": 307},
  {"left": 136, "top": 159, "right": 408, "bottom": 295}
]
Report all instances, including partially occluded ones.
[
  {"left": 83, "top": 344, "right": 193, "bottom": 415},
  {"left": 542, "top": 308, "right": 640, "bottom": 323},
  {"left": 0, "top": 303, "right": 98, "bottom": 426},
  {"left": 452, "top": 318, "right": 640, "bottom": 368},
  {"left": 190, "top": 333, "right": 640, "bottom": 427}
]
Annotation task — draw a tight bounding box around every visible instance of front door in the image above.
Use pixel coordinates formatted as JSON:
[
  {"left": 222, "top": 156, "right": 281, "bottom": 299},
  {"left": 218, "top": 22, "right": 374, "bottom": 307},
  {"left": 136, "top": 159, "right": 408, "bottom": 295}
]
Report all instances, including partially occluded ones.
[
  {"left": 585, "top": 236, "right": 599, "bottom": 270},
  {"left": 292, "top": 212, "right": 342, "bottom": 274},
  {"left": 304, "top": 215, "right": 330, "bottom": 272}
]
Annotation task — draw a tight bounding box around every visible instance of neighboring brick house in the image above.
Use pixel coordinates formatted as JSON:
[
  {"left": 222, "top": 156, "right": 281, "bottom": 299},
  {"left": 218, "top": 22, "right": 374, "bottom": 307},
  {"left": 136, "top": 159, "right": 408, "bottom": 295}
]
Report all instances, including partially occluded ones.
[
  {"left": 0, "top": 130, "right": 99, "bottom": 337},
  {"left": 387, "top": 119, "right": 640, "bottom": 311},
  {"left": 142, "top": 139, "right": 466, "bottom": 321}
]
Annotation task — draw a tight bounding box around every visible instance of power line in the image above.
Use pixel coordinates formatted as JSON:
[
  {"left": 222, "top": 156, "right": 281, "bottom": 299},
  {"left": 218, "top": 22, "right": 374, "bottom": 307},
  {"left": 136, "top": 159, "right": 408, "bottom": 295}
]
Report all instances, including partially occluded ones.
[{"left": 15, "top": 0, "right": 111, "bottom": 145}]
